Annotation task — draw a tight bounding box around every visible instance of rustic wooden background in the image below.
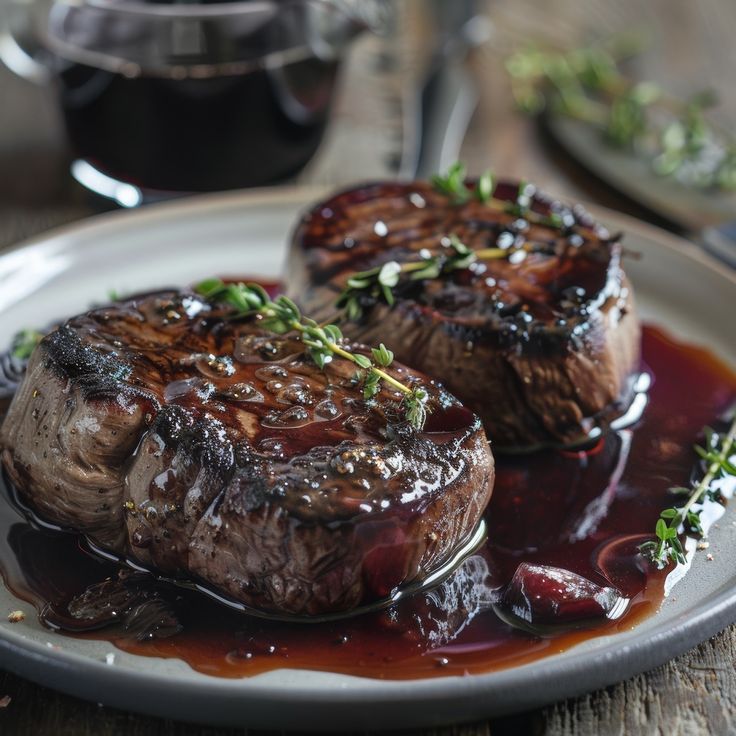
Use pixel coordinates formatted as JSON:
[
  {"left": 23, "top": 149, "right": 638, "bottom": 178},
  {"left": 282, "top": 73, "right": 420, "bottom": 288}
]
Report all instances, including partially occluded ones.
[{"left": 1, "top": 0, "right": 735, "bottom": 733}]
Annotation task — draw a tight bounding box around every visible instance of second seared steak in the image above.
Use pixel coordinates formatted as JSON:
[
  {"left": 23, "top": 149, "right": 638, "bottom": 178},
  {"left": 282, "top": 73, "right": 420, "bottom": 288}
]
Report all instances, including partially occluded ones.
[
  {"left": 288, "top": 180, "right": 641, "bottom": 449},
  {"left": 0, "top": 291, "right": 494, "bottom": 616}
]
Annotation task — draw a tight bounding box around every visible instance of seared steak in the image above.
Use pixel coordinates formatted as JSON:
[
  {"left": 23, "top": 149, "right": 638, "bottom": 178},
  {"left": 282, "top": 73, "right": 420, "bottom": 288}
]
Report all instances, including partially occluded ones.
[
  {"left": 288, "top": 180, "right": 641, "bottom": 449},
  {"left": 0, "top": 291, "right": 493, "bottom": 616}
]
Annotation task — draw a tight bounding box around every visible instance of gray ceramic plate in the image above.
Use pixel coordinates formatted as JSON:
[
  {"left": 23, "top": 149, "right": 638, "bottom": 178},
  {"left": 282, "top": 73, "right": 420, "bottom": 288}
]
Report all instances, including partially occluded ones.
[
  {"left": 544, "top": 114, "right": 736, "bottom": 231},
  {"left": 0, "top": 188, "right": 734, "bottom": 731}
]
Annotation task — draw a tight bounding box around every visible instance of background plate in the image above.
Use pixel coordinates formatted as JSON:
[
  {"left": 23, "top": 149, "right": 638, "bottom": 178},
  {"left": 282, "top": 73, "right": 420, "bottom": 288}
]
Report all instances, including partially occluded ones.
[
  {"left": 544, "top": 114, "right": 736, "bottom": 232},
  {"left": 0, "top": 188, "right": 735, "bottom": 731}
]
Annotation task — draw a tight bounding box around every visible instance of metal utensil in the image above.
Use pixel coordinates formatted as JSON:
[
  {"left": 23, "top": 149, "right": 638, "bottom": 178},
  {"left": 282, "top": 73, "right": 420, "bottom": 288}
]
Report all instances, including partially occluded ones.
[{"left": 404, "top": 1, "right": 490, "bottom": 179}]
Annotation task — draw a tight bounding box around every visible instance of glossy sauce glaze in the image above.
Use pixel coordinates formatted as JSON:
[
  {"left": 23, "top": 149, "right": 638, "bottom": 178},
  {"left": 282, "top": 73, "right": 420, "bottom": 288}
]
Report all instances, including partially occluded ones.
[
  {"left": 0, "top": 286, "right": 493, "bottom": 618},
  {"left": 0, "top": 325, "right": 735, "bottom": 680},
  {"left": 289, "top": 180, "right": 642, "bottom": 451}
]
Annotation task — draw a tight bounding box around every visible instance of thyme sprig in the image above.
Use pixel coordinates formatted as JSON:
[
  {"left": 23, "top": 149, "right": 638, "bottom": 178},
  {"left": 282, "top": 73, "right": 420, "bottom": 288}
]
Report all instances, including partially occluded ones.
[
  {"left": 11, "top": 329, "right": 43, "bottom": 360},
  {"left": 505, "top": 38, "right": 736, "bottom": 191},
  {"left": 194, "top": 278, "right": 430, "bottom": 430},
  {"left": 336, "top": 233, "right": 550, "bottom": 321},
  {"left": 337, "top": 163, "right": 572, "bottom": 322},
  {"left": 430, "top": 163, "right": 566, "bottom": 229},
  {"left": 640, "top": 414, "right": 736, "bottom": 568},
  {"left": 431, "top": 164, "right": 495, "bottom": 205}
]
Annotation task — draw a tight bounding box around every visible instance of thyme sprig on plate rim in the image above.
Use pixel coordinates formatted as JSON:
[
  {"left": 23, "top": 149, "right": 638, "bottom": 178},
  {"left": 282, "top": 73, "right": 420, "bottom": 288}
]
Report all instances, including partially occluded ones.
[
  {"left": 194, "top": 278, "right": 430, "bottom": 430},
  {"left": 640, "top": 413, "right": 736, "bottom": 568}
]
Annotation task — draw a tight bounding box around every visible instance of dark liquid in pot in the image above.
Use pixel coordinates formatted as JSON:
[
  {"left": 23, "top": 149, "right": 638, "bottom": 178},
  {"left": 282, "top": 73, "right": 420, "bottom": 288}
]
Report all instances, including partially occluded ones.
[
  {"left": 0, "top": 325, "right": 734, "bottom": 680},
  {"left": 57, "top": 57, "right": 338, "bottom": 192}
]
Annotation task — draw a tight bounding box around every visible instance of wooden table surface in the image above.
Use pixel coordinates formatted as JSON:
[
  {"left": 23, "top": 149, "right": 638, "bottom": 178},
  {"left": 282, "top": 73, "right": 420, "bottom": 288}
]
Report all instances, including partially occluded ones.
[{"left": 1, "top": 1, "right": 735, "bottom": 733}]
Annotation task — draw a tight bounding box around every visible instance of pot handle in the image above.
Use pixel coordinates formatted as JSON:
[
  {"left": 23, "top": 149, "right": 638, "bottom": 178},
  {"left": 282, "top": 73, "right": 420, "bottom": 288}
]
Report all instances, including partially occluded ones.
[{"left": 0, "top": 4, "right": 52, "bottom": 85}]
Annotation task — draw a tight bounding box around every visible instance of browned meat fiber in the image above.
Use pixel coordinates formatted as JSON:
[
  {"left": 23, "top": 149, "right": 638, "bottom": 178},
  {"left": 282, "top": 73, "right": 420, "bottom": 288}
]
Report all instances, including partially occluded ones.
[
  {"left": 288, "top": 180, "right": 641, "bottom": 450},
  {"left": 0, "top": 291, "right": 494, "bottom": 616}
]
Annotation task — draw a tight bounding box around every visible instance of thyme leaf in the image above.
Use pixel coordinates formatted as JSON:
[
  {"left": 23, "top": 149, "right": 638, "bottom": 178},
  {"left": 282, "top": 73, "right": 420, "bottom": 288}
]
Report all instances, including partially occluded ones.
[
  {"left": 11, "top": 329, "right": 43, "bottom": 360},
  {"left": 194, "top": 279, "right": 430, "bottom": 430},
  {"left": 430, "top": 161, "right": 472, "bottom": 204},
  {"left": 639, "top": 413, "right": 736, "bottom": 568}
]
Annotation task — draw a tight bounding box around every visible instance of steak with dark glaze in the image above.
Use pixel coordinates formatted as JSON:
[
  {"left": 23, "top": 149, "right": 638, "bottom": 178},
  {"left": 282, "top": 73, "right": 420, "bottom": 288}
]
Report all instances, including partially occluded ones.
[
  {"left": 288, "top": 180, "right": 641, "bottom": 449},
  {"left": 0, "top": 291, "right": 494, "bottom": 616}
]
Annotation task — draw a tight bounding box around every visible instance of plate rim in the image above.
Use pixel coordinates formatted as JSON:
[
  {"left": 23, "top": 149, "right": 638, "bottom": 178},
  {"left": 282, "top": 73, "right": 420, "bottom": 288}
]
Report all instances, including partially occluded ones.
[
  {"left": 543, "top": 112, "right": 736, "bottom": 232},
  {"left": 1, "top": 184, "right": 734, "bottom": 288},
  {"left": 0, "top": 186, "right": 328, "bottom": 262},
  {"left": 0, "top": 186, "right": 735, "bottom": 730}
]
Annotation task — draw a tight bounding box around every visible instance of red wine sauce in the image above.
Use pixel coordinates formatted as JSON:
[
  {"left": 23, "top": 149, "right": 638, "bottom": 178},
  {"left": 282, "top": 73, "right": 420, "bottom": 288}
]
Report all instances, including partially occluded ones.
[{"left": 0, "top": 325, "right": 734, "bottom": 680}]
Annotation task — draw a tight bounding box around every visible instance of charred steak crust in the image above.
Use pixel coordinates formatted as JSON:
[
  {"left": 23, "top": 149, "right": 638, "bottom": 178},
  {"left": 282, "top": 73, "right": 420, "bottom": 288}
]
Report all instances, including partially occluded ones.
[
  {"left": 0, "top": 291, "right": 494, "bottom": 616},
  {"left": 287, "top": 180, "right": 641, "bottom": 448}
]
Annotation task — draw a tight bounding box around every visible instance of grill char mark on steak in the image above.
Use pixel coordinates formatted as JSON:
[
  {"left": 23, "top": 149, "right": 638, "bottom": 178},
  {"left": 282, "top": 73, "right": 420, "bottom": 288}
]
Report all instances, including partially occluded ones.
[
  {"left": 288, "top": 180, "right": 641, "bottom": 449},
  {"left": 0, "top": 291, "right": 494, "bottom": 616}
]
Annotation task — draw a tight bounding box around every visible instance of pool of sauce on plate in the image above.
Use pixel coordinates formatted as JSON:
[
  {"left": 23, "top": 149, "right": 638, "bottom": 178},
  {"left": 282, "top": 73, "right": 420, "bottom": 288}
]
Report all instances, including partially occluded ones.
[{"left": 0, "top": 325, "right": 734, "bottom": 680}]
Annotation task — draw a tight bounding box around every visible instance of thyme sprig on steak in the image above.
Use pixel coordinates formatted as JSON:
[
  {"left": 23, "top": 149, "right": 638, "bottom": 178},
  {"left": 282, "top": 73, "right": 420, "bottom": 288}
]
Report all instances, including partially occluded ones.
[
  {"left": 431, "top": 163, "right": 495, "bottom": 205},
  {"left": 336, "top": 232, "right": 555, "bottom": 322},
  {"left": 432, "top": 162, "right": 567, "bottom": 229},
  {"left": 640, "top": 412, "right": 736, "bottom": 568},
  {"left": 333, "top": 164, "right": 591, "bottom": 322},
  {"left": 195, "top": 278, "right": 430, "bottom": 430}
]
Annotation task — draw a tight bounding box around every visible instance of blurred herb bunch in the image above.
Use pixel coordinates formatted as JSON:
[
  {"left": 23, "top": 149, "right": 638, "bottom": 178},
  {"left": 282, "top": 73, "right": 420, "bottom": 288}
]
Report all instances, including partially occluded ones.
[{"left": 505, "top": 36, "right": 736, "bottom": 191}]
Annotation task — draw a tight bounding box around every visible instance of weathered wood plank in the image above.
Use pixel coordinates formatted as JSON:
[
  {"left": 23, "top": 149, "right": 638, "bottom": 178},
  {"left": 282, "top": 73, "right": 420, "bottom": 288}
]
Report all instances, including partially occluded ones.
[{"left": 540, "top": 629, "right": 736, "bottom": 736}]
